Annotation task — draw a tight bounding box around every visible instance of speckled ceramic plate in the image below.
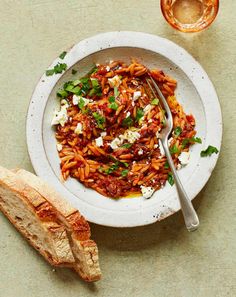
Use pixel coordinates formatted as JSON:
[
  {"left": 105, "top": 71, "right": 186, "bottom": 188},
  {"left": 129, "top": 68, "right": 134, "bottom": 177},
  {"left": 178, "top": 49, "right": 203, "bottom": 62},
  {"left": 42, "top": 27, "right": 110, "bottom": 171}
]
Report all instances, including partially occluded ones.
[{"left": 26, "top": 32, "right": 222, "bottom": 227}]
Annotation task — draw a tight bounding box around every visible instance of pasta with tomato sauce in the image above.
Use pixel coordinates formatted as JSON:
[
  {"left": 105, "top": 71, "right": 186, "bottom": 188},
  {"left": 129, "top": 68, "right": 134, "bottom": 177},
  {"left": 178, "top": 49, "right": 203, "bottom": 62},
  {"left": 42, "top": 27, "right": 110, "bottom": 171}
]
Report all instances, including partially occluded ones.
[{"left": 52, "top": 60, "right": 201, "bottom": 198}]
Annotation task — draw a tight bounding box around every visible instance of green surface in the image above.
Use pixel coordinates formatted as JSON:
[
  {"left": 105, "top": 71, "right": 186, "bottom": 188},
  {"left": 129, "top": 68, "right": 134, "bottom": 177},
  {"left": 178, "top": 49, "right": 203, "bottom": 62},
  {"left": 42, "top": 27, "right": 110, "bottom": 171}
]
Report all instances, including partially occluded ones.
[{"left": 0, "top": 1, "right": 236, "bottom": 296}]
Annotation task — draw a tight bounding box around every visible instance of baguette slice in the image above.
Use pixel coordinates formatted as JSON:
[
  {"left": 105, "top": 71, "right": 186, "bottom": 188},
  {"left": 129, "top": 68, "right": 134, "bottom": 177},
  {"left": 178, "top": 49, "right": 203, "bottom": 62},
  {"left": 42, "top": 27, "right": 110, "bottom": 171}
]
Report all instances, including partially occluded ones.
[
  {"left": 13, "top": 168, "right": 101, "bottom": 282},
  {"left": 0, "top": 166, "right": 75, "bottom": 267}
]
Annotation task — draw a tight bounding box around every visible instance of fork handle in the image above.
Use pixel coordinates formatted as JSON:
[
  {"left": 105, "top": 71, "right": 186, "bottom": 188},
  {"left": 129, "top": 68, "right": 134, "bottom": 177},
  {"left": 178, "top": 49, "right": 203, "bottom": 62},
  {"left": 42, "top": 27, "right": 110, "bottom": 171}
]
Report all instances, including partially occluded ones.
[{"left": 162, "top": 139, "right": 200, "bottom": 232}]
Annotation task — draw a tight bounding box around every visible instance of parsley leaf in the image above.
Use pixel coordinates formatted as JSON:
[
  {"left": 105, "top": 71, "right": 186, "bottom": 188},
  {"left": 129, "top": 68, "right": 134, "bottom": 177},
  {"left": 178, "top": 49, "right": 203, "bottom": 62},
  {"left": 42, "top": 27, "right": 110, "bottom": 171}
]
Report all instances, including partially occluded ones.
[
  {"left": 109, "top": 96, "right": 115, "bottom": 103},
  {"left": 105, "top": 162, "right": 119, "bottom": 174},
  {"left": 72, "top": 69, "right": 77, "bottom": 75},
  {"left": 121, "top": 143, "right": 132, "bottom": 149},
  {"left": 169, "top": 144, "right": 179, "bottom": 155},
  {"left": 200, "top": 145, "right": 219, "bottom": 157},
  {"left": 92, "top": 112, "right": 105, "bottom": 129},
  {"left": 46, "top": 63, "right": 67, "bottom": 76},
  {"left": 136, "top": 108, "right": 144, "bottom": 122},
  {"left": 87, "top": 65, "right": 98, "bottom": 76},
  {"left": 164, "top": 161, "right": 169, "bottom": 169},
  {"left": 182, "top": 137, "right": 202, "bottom": 148},
  {"left": 122, "top": 116, "right": 133, "bottom": 127},
  {"left": 65, "top": 84, "right": 81, "bottom": 95},
  {"left": 57, "top": 89, "right": 68, "bottom": 98},
  {"left": 109, "top": 102, "right": 119, "bottom": 110},
  {"left": 59, "top": 51, "right": 67, "bottom": 59},
  {"left": 78, "top": 98, "right": 85, "bottom": 109},
  {"left": 168, "top": 172, "right": 174, "bottom": 186},
  {"left": 89, "top": 78, "right": 102, "bottom": 96},
  {"left": 121, "top": 169, "right": 129, "bottom": 177},
  {"left": 174, "top": 127, "right": 182, "bottom": 137},
  {"left": 151, "top": 98, "right": 159, "bottom": 105}
]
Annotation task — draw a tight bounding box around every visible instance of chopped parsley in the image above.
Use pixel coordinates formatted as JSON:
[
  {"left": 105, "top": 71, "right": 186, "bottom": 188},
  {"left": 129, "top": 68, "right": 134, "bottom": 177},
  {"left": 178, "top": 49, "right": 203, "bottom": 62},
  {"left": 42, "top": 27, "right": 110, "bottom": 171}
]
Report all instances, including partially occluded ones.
[
  {"left": 65, "top": 84, "right": 81, "bottom": 95},
  {"left": 87, "top": 65, "right": 98, "bottom": 76},
  {"left": 46, "top": 63, "right": 67, "bottom": 76},
  {"left": 136, "top": 108, "right": 144, "bottom": 122},
  {"left": 109, "top": 96, "right": 115, "bottom": 103},
  {"left": 122, "top": 116, "right": 133, "bottom": 127},
  {"left": 89, "top": 78, "right": 102, "bottom": 96},
  {"left": 169, "top": 144, "right": 179, "bottom": 155},
  {"left": 121, "top": 143, "right": 133, "bottom": 149},
  {"left": 151, "top": 98, "right": 159, "bottom": 105},
  {"left": 105, "top": 162, "right": 119, "bottom": 174},
  {"left": 78, "top": 97, "right": 85, "bottom": 109},
  {"left": 174, "top": 126, "right": 182, "bottom": 137},
  {"left": 59, "top": 51, "right": 67, "bottom": 59},
  {"left": 57, "top": 89, "right": 68, "bottom": 98},
  {"left": 167, "top": 172, "right": 174, "bottom": 186},
  {"left": 200, "top": 145, "right": 219, "bottom": 157},
  {"left": 72, "top": 69, "right": 77, "bottom": 75},
  {"left": 164, "top": 161, "right": 169, "bottom": 169},
  {"left": 121, "top": 169, "right": 129, "bottom": 177},
  {"left": 109, "top": 102, "right": 119, "bottom": 110},
  {"left": 92, "top": 112, "right": 105, "bottom": 129},
  {"left": 182, "top": 137, "right": 202, "bottom": 148}
]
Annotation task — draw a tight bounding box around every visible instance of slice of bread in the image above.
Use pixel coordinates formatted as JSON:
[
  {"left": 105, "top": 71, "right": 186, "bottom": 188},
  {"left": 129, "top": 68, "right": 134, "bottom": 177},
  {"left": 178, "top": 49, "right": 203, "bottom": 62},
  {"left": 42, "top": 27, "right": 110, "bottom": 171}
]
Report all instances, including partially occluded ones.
[
  {"left": 13, "top": 168, "right": 101, "bottom": 282},
  {"left": 0, "top": 166, "right": 75, "bottom": 266}
]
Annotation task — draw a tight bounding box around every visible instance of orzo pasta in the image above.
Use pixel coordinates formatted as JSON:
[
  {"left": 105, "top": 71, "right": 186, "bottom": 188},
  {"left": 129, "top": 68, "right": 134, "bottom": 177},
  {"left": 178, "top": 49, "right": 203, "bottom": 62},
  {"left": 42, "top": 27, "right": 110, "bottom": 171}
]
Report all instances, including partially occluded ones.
[{"left": 51, "top": 60, "right": 201, "bottom": 198}]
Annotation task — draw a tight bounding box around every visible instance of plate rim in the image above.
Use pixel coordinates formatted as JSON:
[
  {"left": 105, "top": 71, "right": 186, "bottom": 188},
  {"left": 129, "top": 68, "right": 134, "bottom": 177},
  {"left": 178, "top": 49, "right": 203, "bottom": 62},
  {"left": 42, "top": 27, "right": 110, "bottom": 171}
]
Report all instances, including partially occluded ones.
[{"left": 26, "top": 31, "right": 222, "bottom": 227}]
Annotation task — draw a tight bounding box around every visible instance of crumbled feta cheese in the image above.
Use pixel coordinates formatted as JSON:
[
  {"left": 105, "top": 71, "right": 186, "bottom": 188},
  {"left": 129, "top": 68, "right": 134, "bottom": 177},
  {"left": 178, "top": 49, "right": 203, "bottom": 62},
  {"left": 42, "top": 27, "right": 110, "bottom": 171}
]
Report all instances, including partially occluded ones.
[
  {"left": 178, "top": 151, "right": 190, "bottom": 165},
  {"left": 95, "top": 136, "right": 103, "bottom": 147},
  {"left": 108, "top": 75, "right": 121, "bottom": 88},
  {"left": 177, "top": 163, "right": 182, "bottom": 170},
  {"left": 140, "top": 186, "right": 155, "bottom": 199},
  {"left": 106, "top": 66, "right": 110, "bottom": 71},
  {"left": 101, "top": 132, "right": 107, "bottom": 137},
  {"left": 148, "top": 119, "right": 153, "bottom": 123},
  {"left": 74, "top": 123, "right": 83, "bottom": 134},
  {"left": 51, "top": 105, "right": 68, "bottom": 127},
  {"left": 72, "top": 95, "right": 92, "bottom": 106},
  {"left": 56, "top": 143, "right": 63, "bottom": 151},
  {"left": 144, "top": 104, "right": 152, "bottom": 114},
  {"left": 121, "top": 129, "right": 141, "bottom": 144},
  {"left": 138, "top": 149, "right": 144, "bottom": 155},
  {"left": 156, "top": 131, "right": 160, "bottom": 139},
  {"left": 61, "top": 99, "right": 69, "bottom": 107},
  {"left": 126, "top": 111, "right": 131, "bottom": 118},
  {"left": 154, "top": 144, "right": 159, "bottom": 149},
  {"left": 109, "top": 60, "right": 113, "bottom": 64},
  {"left": 133, "top": 91, "right": 141, "bottom": 101},
  {"left": 110, "top": 137, "right": 122, "bottom": 149},
  {"left": 158, "top": 139, "right": 165, "bottom": 156},
  {"left": 131, "top": 101, "right": 135, "bottom": 107},
  {"left": 168, "top": 137, "right": 173, "bottom": 146}
]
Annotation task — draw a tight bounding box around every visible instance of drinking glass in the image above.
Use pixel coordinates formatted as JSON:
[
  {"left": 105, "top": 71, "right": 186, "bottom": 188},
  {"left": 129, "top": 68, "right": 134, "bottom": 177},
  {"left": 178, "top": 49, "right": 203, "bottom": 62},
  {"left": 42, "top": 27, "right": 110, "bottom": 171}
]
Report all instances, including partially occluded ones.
[{"left": 160, "top": 0, "right": 219, "bottom": 32}]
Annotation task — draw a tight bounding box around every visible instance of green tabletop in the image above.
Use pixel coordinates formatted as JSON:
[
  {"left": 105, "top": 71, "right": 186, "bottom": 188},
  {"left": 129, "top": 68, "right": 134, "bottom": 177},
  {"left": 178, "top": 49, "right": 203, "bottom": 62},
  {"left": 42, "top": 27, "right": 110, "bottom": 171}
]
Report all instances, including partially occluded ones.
[{"left": 0, "top": 1, "right": 235, "bottom": 296}]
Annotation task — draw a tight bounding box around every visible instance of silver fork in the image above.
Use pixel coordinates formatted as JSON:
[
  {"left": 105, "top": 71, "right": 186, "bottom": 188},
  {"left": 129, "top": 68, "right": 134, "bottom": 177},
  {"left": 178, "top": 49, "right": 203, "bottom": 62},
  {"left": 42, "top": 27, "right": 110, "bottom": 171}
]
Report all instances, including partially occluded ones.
[{"left": 145, "top": 76, "right": 199, "bottom": 232}]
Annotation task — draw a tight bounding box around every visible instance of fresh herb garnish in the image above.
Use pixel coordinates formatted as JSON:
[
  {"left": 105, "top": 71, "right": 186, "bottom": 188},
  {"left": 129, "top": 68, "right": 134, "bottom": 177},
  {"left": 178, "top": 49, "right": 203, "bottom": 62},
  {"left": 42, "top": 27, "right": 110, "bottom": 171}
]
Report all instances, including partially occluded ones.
[
  {"left": 174, "top": 127, "right": 182, "bottom": 137},
  {"left": 121, "top": 143, "right": 133, "bottom": 149},
  {"left": 59, "top": 51, "right": 67, "bottom": 59},
  {"left": 168, "top": 172, "right": 174, "bottom": 186},
  {"left": 109, "top": 96, "right": 115, "bottom": 103},
  {"left": 72, "top": 69, "right": 77, "bottom": 75},
  {"left": 72, "top": 79, "right": 81, "bottom": 86},
  {"left": 89, "top": 78, "right": 102, "bottom": 96},
  {"left": 182, "top": 137, "right": 202, "bottom": 148},
  {"left": 169, "top": 144, "right": 179, "bottom": 155},
  {"left": 151, "top": 98, "right": 159, "bottom": 105},
  {"left": 114, "top": 86, "right": 120, "bottom": 97},
  {"left": 46, "top": 63, "right": 67, "bottom": 76},
  {"left": 121, "top": 169, "right": 129, "bottom": 177},
  {"left": 136, "top": 108, "right": 144, "bottom": 122},
  {"left": 200, "top": 145, "right": 219, "bottom": 157},
  {"left": 87, "top": 65, "right": 98, "bottom": 76},
  {"left": 164, "top": 161, "right": 169, "bottom": 169},
  {"left": 65, "top": 84, "right": 81, "bottom": 95},
  {"left": 122, "top": 116, "right": 133, "bottom": 127},
  {"left": 78, "top": 97, "right": 85, "bottom": 109},
  {"left": 92, "top": 112, "right": 105, "bottom": 129},
  {"left": 105, "top": 162, "right": 119, "bottom": 174},
  {"left": 57, "top": 89, "right": 68, "bottom": 98},
  {"left": 109, "top": 102, "right": 119, "bottom": 110}
]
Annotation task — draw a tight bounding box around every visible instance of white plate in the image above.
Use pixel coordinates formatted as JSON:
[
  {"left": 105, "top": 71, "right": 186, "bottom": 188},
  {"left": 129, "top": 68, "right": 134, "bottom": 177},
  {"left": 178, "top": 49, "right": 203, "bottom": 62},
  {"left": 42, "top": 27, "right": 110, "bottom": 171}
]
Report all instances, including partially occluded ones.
[{"left": 26, "top": 32, "right": 222, "bottom": 227}]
